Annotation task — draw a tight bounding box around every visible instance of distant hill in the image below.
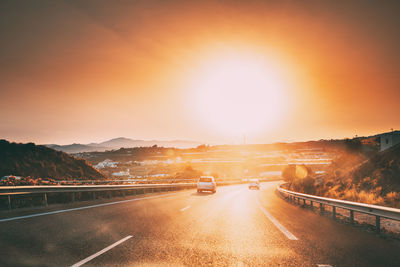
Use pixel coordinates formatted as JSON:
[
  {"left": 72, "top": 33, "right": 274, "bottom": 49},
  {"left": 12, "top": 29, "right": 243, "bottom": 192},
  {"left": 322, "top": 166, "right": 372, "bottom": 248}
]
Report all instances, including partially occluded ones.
[
  {"left": 96, "top": 137, "right": 142, "bottom": 148},
  {"left": 0, "top": 140, "right": 104, "bottom": 179},
  {"left": 46, "top": 137, "right": 203, "bottom": 153},
  {"left": 47, "top": 143, "right": 108, "bottom": 153}
]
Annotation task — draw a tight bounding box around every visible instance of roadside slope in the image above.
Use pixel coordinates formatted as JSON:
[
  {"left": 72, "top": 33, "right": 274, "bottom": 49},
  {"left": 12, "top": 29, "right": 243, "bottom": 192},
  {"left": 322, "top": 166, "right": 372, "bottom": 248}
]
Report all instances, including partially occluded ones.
[{"left": 0, "top": 140, "right": 104, "bottom": 179}]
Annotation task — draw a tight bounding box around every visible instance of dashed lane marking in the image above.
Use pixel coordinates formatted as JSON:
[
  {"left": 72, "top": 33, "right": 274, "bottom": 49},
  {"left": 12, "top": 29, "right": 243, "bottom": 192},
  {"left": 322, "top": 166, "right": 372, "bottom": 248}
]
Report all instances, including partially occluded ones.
[
  {"left": 71, "top": 235, "right": 132, "bottom": 267},
  {"left": 180, "top": 205, "right": 191, "bottom": 212}
]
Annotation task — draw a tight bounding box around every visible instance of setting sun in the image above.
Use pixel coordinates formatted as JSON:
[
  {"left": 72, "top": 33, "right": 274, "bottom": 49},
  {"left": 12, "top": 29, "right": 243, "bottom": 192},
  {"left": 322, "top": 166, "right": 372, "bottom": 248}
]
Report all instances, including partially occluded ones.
[
  {"left": 188, "top": 54, "right": 288, "bottom": 139},
  {"left": 189, "top": 52, "right": 289, "bottom": 138}
]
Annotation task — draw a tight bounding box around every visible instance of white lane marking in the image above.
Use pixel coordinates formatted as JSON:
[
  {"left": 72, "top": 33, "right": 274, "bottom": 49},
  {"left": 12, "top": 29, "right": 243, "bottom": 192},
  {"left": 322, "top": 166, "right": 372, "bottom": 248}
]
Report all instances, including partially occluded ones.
[
  {"left": 180, "top": 205, "right": 191, "bottom": 212},
  {"left": 71, "top": 235, "right": 132, "bottom": 267},
  {"left": 257, "top": 198, "right": 298, "bottom": 240},
  {"left": 0, "top": 192, "right": 181, "bottom": 223},
  {"left": 317, "top": 265, "right": 332, "bottom": 267}
]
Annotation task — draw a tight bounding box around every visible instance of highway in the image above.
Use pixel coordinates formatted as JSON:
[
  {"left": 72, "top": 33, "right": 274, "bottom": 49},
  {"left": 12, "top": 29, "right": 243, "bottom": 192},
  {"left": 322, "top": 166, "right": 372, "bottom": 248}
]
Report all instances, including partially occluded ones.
[{"left": 1, "top": 181, "right": 400, "bottom": 266}]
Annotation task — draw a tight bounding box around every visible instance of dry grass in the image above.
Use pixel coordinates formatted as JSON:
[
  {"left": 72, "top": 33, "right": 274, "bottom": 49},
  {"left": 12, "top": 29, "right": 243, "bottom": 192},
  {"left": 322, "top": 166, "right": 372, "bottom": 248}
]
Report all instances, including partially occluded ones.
[{"left": 287, "top": 147, "right": 400, "bottom": 208}]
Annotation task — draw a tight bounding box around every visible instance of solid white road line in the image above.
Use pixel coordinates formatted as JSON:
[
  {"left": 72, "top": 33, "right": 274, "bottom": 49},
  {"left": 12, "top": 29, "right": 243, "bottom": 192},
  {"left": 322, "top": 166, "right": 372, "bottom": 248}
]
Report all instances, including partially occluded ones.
[
  {"left": 257, "top": 198, "right": 298, "bottom": 240},
  {"left": 317, "top": 265, "right": 332, "bottom": 267},
  {"left": 180, "top": 205, "right": 191, "bottom": 212},
  {"left": 0, "top": 192, "right": 181, "bottom": 223},
  {"left": 71, "top": 235, "right": 132, "bottom": 267}
]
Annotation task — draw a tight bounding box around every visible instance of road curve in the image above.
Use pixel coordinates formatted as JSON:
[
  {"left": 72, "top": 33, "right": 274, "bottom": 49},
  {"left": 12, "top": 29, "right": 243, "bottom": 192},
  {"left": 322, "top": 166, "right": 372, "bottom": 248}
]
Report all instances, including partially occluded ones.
[{"left": 0, "top": 181, "right": 400, "bottom": 266}]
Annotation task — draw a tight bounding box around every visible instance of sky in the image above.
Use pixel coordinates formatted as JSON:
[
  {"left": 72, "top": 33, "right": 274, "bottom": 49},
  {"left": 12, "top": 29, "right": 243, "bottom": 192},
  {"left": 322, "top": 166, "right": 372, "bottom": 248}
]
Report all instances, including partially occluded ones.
[{"left": 1, "top": 0, "right": 400, "bottom": 145}]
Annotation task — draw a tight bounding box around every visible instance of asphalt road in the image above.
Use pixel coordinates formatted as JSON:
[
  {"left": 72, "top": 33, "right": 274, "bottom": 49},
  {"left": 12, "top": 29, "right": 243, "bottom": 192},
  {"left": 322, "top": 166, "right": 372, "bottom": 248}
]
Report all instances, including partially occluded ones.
[{"left": 1, "top": 181, "right": 400, "bottom": 266}]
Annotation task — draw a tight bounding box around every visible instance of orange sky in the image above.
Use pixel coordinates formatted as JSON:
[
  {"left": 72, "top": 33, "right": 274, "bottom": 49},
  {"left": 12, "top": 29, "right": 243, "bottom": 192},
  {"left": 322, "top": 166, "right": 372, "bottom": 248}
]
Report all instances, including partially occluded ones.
[{"left": 1, "top": 0, "right": 400, "bottom": 145}]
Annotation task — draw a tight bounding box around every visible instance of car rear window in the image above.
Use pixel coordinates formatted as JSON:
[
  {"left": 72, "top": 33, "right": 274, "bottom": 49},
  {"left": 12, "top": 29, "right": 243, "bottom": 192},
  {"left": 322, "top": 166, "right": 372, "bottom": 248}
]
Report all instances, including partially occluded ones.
[{"left": 199, "top": 178, "right": 212, "bottom": 182}]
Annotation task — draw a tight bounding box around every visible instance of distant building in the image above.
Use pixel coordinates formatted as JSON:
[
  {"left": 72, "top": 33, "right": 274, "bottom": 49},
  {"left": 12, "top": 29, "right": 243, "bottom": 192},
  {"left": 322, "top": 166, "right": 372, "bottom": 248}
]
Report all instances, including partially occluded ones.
[
  {"left": 112, "top": 169, "right": 130, "bottom": 177},
  {"left": 94, "top": 159, "right": 118, "bottom": 169},
  {"left": 377, "top": 131, "right": 400, "bottom": 151},
  {"left": 1, "top": 175, "right": 21, "bottom": 181}
]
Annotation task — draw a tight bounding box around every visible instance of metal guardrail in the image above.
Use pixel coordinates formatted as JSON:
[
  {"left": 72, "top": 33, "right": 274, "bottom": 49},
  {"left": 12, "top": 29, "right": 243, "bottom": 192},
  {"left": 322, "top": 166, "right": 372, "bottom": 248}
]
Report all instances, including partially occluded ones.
[
  {"left": 59, "top": 178, "right": 197, "bottom": 185},
  {"left": 0, "top": 180, "right": 250, "bottom": 211},
  {"left": 0, "top": 183, "right": 197, "bottom": 211},
  {"left": 277, "top": 184, "right": 400, "bottom": 233},
  {"left": 0, "top": 177, "right": 268, "bottom": 186},
  {"left": 0, "top": 183, "right": 196, "bottom": 194}
]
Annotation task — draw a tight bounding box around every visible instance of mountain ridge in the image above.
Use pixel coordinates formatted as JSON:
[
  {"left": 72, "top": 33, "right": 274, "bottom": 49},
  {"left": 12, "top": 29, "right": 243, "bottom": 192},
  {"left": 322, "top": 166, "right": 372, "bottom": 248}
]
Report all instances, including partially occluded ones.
[{"left": 46, "top": 137, "right": 203, "bottom": 153}]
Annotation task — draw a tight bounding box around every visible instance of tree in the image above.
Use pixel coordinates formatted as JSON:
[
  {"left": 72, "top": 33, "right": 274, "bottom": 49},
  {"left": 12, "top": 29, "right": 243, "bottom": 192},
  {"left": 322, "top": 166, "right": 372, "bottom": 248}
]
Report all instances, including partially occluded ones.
[{"left": 282, "top": 165, "right": 296, "bottom": 184}]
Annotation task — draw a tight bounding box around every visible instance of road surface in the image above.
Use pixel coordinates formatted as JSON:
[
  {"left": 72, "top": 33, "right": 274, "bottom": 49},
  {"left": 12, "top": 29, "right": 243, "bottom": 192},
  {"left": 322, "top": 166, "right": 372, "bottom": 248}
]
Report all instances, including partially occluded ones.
[{"left": 1, "top": 181, "right": 400, "bottom": 266}]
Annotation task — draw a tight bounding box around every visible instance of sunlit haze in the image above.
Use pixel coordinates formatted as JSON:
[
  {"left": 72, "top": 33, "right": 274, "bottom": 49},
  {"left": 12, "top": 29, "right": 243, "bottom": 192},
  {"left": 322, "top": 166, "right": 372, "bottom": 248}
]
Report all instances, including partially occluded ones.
[
  {"left": 189, "top": 50, "right": 290, "bottom": 138},
  {"left": 1, "top": 0, "right": 400, "bottom": 145}
]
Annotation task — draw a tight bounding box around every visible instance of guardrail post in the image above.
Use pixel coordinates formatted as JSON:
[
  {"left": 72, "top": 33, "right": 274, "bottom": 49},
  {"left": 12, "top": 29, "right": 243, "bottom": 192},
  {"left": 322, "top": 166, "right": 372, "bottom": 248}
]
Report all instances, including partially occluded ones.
[
  {"left": 7, "top": 195, "right": 11, "bottom": 211},
  {"left": 278, "top": 184, "right": 396, "bottom": 234},
  {"left": 121, "top": 190, "right": 125, "bottom": 197},
  {"left": 71, "top": 192, "right": 75, "bottom": 203},
  {"left": 92, "top": 192, "right": 96, "bottom": 200},
  {"left": 43, "top": 193, "right": 48, "bottom": 207},
  {"left": 376, "top": 216, "right": 381, "bottom": 233}
]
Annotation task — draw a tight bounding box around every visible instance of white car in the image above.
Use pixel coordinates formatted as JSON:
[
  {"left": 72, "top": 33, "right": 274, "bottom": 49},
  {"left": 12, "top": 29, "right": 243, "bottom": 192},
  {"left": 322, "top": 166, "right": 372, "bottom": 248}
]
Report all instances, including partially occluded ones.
[
  {"left": 248, "top": 179, "right": 260, "bottom": 190},
  {"left": 197, "top": 176, "right": 216, "bottom": 193}
]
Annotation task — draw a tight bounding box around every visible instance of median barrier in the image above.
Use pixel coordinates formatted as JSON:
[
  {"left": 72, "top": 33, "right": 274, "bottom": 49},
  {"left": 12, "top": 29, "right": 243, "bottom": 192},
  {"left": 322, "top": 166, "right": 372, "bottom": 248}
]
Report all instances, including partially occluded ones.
[{"left": 0, "top": 178, "right": 278, "bottom": 210}]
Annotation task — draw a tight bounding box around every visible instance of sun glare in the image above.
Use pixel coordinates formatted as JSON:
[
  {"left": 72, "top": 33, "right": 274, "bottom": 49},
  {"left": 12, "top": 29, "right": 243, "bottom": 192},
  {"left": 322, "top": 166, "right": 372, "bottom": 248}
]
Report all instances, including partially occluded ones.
[{"left": 190, "top": 52, "right": 289, "bottom": 139}]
